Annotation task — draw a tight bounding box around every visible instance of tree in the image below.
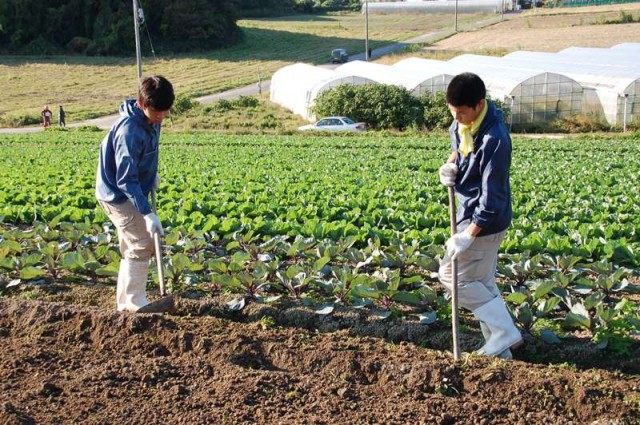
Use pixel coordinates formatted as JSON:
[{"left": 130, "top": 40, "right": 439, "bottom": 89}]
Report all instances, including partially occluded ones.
[{"left": 0, "top": 0, "right": 242, "bottom": 55}]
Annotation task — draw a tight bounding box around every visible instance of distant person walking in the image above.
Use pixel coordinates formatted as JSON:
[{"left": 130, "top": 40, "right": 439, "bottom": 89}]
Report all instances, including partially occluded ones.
[
  {"left": 58, "top": 105, "right": 66, "bottom": 127},
  {"left": 41, "top": 106, "right": 52, "bottom": 128}
]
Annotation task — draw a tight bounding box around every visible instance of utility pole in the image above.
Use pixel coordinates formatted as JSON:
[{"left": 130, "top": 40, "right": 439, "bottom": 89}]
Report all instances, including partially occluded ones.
[
  {"left": 365, "top": 0, "right": 369, "bottom": 61},
  {"left": 133, "top": 0, "right": 143, "bottom": 80},
  {"left": 454, "top": 0, "right": 458, "bottom": 32}
]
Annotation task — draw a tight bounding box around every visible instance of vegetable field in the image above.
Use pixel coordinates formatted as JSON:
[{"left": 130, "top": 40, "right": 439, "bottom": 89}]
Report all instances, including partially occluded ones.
[{"left": 1, "top": 131, "right": 639, "bottom": 423}]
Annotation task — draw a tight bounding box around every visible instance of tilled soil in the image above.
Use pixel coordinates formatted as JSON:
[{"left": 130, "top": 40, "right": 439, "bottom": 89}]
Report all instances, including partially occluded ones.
[{"left": 1, "top": 284, "right": 639, "bottom": 425}]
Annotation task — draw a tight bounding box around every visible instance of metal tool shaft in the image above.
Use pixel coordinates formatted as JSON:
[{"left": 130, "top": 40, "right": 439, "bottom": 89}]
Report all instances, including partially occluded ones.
[
  {"left": 151, "top": 189, "right": 166, "bottom": 296},
  {"left": 448, "top": 186, "right": 461, "bottom": 361}
]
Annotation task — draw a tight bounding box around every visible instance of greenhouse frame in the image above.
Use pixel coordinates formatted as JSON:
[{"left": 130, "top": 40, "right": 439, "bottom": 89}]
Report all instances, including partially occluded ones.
[
  {"left": 270, "top": 63, "right": 375, "bottom": 120},
  {"left": 501, "top": 51, "right": 640, "bottom": 126},
  {"left": 393, "top": 57, "right": 583, "bottom": 127},
  {"left": 366, "top": 0, "right": 513, "bottom": 14},
  {"left": 335, "top": 60, "right": 454, "bottom": 97}
]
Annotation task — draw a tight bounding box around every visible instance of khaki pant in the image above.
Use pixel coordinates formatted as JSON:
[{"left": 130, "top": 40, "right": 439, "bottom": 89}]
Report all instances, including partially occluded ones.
[
  {"left": 438, "top": 226, "right": 507, "bottom": 311},
  {"left": 98, "top": 200, "right": 154, "bottom": 261}
]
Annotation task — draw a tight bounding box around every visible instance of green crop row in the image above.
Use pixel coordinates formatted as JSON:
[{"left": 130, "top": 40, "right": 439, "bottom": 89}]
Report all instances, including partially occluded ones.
[{"left": 0, "top": 132, "right": 638, "bottom": 353}]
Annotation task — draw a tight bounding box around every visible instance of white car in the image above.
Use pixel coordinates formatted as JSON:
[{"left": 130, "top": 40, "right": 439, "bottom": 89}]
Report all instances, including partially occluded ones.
[{"left": 298, "top": 116, "right": 366, "bottom": 132}]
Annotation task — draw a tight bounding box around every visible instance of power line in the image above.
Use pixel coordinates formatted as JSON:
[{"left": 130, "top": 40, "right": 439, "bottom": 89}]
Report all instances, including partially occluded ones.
[{"left": 137, "top": 6, "right": 156, "bottom": 60}]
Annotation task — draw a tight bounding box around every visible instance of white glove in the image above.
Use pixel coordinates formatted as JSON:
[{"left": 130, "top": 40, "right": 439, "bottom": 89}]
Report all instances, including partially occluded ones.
[
  {"left": 446, "top": 231, "right": 475, "bottom": 260},
  {"left": 439, "top": 163, "right": 459, "bottom": 187},
  {"left": 143, "top": 213, "right": 164, "bottom": 236},
  {"left": 153, "top": 174, "right": 160, "bottom": 190}
]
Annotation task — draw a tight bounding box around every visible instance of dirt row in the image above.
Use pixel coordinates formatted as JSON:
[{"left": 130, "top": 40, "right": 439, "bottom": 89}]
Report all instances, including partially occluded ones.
[{"left": 1, "top": 284, "right": 638, "bottom": 424}]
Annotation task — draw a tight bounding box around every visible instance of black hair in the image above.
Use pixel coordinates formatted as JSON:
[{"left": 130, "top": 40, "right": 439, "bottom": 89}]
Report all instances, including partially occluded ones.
[
  {"left": 138, "top": 75, "right": 175, "bottom": 111},
  {"left": 446, "top": 73, "right": 486, "bottom": 108}
]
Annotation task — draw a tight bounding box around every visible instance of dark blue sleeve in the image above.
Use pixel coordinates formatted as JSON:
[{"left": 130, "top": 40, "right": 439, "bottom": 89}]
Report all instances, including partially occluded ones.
[
  {"left": 113, "top": 124, "right": 153, "bottom": 215},
  {"left": 472, "top": 132, "right": 511, "bottom": 229}
]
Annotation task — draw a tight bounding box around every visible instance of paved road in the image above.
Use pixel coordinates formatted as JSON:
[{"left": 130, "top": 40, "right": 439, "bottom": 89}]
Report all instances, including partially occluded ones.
[{"left": 0, "top": 13, "right": 514, "bottom": 134}]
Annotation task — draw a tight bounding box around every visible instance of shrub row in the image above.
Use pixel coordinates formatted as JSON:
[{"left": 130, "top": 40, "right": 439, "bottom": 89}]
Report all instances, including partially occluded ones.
[{"left": 311, "top": 84, "right": 510, "bottom": 131}]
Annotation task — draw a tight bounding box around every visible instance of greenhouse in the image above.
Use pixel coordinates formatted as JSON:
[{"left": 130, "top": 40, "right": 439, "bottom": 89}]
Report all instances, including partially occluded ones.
[
  {"left": 366, "top": 0, "right": 512, "bottom": 14},
  {"left": 270, "top": 63, "right": 375, "bottom": 120},
  {"left": 611, "top": 42, "right": 640, "bottom": 54},
  {"left": 555, "top": 47, "right": 640, "bottom": 69},
  {"left": 335, "top": 60, "right": 454, "bottom": 97},
  {"left": 393, "top": 57, "right": 583, "bottom": 127},
  {"left": 501, "top": 51, "right": 640, "bottom": 126}
]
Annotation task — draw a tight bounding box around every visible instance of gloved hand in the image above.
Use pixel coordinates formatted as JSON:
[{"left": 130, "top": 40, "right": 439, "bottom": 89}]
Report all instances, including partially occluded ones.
[
  {"left": 143, "top": 213, "right": 164, "bottom": 236},
  {"left": 446, "top": 230, "right": 475, "bottom": 260},
  {"left": 439, "top": 163, "right": 459, "bottom": 187},
  {"left": 153, "top": 174, "right": 160, "bottom": 190}
]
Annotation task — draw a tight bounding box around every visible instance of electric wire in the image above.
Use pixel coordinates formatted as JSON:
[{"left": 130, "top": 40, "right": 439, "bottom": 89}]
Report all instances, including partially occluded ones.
[{"left": 137, "top": 6, "right": 157, "bottom": 60}]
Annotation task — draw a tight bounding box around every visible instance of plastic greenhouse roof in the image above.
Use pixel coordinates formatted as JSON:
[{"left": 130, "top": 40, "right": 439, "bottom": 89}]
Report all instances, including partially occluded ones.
[
  {"left": 368, "top": 0, "right": 506, "bottom": 13},
  {"left": 555, "top": 47, "right": 640, "bottom": 68},
  {"left": 270, "top": 63, "right": 343, "bottom": 90},
  {"left": 270, "top": 63, "right": 375, "bottom": 120},
  {"left": 335, "top": 60, "right": 454, "bottom": 94},
  {"left": 393, "top": 57, "right": 578, "bottom": 98},
  {"left": 455, "top": 53, "right": 640, "bottom": 95},
  {"left": 611, "top": 42, "right": 640, "bottom": 53}
]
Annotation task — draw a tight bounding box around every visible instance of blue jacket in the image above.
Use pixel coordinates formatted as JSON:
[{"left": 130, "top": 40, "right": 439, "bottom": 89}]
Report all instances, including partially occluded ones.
[
  {"left": 449, "top": 100, "right": 512, "bottom": 236},
  {"left": 95, "top": 99, "right": 160, "bottom": 215}
]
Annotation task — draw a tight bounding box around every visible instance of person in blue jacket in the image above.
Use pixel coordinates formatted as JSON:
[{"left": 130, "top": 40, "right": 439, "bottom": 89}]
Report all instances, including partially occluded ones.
[
  {"left": 96, "top": 75, "right": 174, "bottom": 313},
  {"left": 438, "top": 73, "right": 522, "bottom": 359}
]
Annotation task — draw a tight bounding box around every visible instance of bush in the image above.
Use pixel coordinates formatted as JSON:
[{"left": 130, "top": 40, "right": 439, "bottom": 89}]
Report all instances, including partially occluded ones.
[
  {"left": 312, "top": 83, "right": 423, "bottom": 130},
  {"left": 71, "top": 125, "right": 103, "bottom": 132},
  {"left": 549, "top": 113, "right": 611, "bottom": 133},
  {"left": 421, "top": 91, "right": 451, "bottom": 131},
  {"left": 0, "top": 113, "right": 41, "bottom": 128},
  {"left": 626, "top": 116, "right": 640, "bottom": 132},
  {"left": 233, "top": 96, "right": 260, "bottom": 108},
  {"left": 214, "top": 99, "right": 233, "bottom": 112},
  {"left": 312, "top": 84, "right": 517, "bottom": 132},
  {"left": 171, "top": 94, "right": 197, "bottom": 115},
  {"left": 260, "top": 113, "right": 278, "bottom": 129},
  {"left": 421, "top": 92, "right": 512, "bottom": 131}
]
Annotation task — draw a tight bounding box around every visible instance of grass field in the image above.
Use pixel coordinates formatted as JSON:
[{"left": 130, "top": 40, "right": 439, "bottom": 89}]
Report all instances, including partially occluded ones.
[
  {"left": 1, "top": 4, "right": 639, "bottom": 130},
  {"left": 0, "top": 11, "right": 492, "bottom": 126}
]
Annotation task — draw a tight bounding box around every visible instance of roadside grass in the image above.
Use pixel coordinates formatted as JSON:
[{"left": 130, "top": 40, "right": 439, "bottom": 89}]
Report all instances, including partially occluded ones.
[
  {"left": 167, "top": 95, "right": 310, "bottom": 135},
  {"left": 0, "top": 11, "right": 492, "bottom": 127}
]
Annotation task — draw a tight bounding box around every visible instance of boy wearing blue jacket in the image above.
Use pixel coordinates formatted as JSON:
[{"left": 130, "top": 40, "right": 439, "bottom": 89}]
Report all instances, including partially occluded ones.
[
  {"left": 96, "top": 75, "right": 174, "bottom": 313},
  {"left": 438, "top": 73, "right": 522, "bottom": 358}
]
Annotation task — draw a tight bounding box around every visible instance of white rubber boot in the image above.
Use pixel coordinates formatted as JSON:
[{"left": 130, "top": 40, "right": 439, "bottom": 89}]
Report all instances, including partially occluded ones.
[
  {"left": 116, "top": 259, "right": 149, "bottom": 312},
  {"left": 480, "top": 321, "right": 513, "bottom": 360},
  {"left": 474, "top": 297, "right": 522, "bottom": 357}
]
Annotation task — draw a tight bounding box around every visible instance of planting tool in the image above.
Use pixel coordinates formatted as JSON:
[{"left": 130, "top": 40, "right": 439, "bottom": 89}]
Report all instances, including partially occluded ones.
[
  {"left": 151, "top": 189, "right": 166, "bottom": 296},
  {"left": 448, "top": 186, "right": 461, "bottom": 361}
]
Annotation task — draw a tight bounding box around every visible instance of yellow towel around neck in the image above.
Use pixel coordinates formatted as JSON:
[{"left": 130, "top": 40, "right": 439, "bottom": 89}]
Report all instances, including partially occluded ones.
[{"left": 457, "top": 101, "right": 488, "bottom": 157}]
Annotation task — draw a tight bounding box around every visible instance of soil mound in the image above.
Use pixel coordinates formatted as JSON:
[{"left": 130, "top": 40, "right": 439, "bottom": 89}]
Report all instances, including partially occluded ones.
[{"left": 1, "top": 289, "right": 639, "bottom": 424}]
